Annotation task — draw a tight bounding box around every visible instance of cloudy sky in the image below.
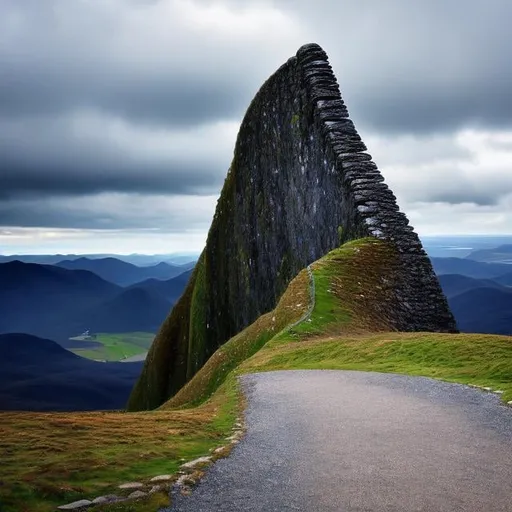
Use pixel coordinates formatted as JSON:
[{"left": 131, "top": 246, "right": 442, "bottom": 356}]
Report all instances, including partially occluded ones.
[{"left": 1, "top": 0, "right": 512, "bottom": 254}]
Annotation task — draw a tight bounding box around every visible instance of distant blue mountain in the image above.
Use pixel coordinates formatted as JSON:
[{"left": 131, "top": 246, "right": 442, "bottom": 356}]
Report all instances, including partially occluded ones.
[
  {"left": 0, "top": 253, "right": 199, "bottom": 267},
  {"left": 127, "top": 270, "right": 193, "bottom": 302},
  {"left": 465, "top": 244, "right": 512, "bottom": 263},
  {"left": 438, "top": 274, "right": 506, "bottom": 299},
  {"left": 55, "top": 257, "right": 186, "bottom": 286},
  {"left": 448, "top": 287, "right": 512, "bottom": 335},
  {"left": 430, "top": 257, "right": 512, "bottom": 279},
  {"left": 434, "top": 263, "right": 512, "bottom": 335},
  {"left": 0, "top": 261, "right": 188, "bottom": 341},
  {"left": 493, "top": 272, "right": 512, "bottom": 286}
]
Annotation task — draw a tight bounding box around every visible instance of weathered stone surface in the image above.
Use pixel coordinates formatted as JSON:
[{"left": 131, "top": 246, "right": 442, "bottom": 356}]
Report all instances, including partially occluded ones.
[
  {"left": 128, "top": 43, "right": 456, "bottom": 412},
  {"left": 57, "top": 500, "right": 92, "bottom": 510},
  {"left": 127, "top": 490, "right": 147, "bottom": 500},
  {"left": 150, "top": 474, "right": 173, "bottom": 482},
  {"left": 91, "top": 495, "right": 119, "bottom": 505},
  {"left": 118, "top": 482, "right": 144, "bottom": 489},
  {"left": 175, "top": 474, "right": 191, "bottom": 487},
  {"left": 149, "top": 485, "right": 162, "bottom": 493},
  {"left": 180, "top": 456, "right": 212, "bottom": 472}
]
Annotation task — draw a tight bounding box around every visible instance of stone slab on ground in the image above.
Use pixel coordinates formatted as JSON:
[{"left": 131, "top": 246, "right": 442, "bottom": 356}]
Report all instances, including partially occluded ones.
[
  {"left": 119, "top": 482, "right": 144, "bottom": 489},
  {"left": 180, "top": 456, "right": 212, "bottom": 471},
  {"left": 57, "top": 500, "right": 92, "bottom": 510},
  {"left": 92, "top": 495, "right": 120, "bottom": 505},
  {"left": 150, "top": 474, "right": 173, "bottom": 482},
  {"left": 128, "top": 490, "right": 147, "bottom": 500}
]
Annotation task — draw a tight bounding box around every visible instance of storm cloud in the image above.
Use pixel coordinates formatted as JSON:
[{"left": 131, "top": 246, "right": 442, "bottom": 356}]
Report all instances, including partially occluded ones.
[
  {"left": 1, "top": 0, "right": 511, "bottom": 252},
  {"left": 0, "top": 112, "right": 236, "bottom": 199}
]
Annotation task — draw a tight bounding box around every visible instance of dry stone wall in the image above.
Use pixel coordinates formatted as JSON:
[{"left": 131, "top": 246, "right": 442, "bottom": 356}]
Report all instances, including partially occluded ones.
[{"left": 127, "top": 44, "right": 456, "bottom": 411}]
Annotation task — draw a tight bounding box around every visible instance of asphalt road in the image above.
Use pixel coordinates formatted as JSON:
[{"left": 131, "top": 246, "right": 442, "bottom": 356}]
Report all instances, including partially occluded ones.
[{"left": 167, "top": 370, "right": 512, "bottom": 512}]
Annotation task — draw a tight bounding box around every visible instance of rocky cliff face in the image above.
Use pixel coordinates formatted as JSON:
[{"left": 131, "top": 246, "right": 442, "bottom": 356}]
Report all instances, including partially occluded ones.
[{"left": 127, "top": 43, "right": 456, "bottom": 411}]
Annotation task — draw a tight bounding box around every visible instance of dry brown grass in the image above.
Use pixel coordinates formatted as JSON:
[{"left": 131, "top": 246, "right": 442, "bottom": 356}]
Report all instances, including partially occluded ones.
[{"left": 0, "top": 395, "right": 236, "bottom": 512}]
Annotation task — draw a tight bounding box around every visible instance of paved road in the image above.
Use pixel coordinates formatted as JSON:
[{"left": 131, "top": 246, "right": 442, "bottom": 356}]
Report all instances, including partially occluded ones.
[{"left": 168, "top": 370, "right": 512, "bottom": 512}]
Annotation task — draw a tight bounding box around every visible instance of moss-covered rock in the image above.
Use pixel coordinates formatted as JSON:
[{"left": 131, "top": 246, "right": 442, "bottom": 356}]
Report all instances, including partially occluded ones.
[{"left": 127, "top": 44, "right": 456, "bottom": 411}]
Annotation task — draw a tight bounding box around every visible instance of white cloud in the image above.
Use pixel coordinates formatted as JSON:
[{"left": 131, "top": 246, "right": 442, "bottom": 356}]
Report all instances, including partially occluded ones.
[
  {"left": 0, "top": 227, "right": 208, "bottom": 254},
  {"left": 369, "top": 128, "right": 512, "bottom": 207}
]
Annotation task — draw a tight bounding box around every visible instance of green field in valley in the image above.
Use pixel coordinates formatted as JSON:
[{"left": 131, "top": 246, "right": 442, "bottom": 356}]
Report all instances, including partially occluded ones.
[{"left": 70, "top": 332, "right": 155, "bottom": 361}]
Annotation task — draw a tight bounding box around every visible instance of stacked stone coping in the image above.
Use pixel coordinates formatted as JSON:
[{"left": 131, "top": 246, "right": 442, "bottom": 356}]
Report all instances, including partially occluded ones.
[
  {"left": 296, "top": 43, "right": 413, "bottom": 245},
  {"left": 295, "top": 43, "right": 456, "bottom": 332}
]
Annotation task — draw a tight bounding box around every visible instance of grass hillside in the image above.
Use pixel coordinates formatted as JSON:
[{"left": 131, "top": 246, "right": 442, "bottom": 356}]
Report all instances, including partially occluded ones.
[
  {"left": 2, "top": 238, "right": 511, "bottom": 511},
  {"left": 168, "top": 239, "right": 512, "bottom": 409}
]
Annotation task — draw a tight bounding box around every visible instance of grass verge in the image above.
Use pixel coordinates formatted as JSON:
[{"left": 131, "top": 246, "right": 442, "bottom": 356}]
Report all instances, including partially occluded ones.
[
  {"left": 243, "top": 332, "right": 512, "bottom": 401},
  {"left": 0, "top": 381, "right": 238, "bottom": 512}
]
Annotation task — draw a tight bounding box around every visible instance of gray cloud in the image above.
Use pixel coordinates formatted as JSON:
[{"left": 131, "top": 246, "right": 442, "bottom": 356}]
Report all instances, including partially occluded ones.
[
  {"left": 425, "top": 190, "right": 499, "bottom": 207},
  {"left": 1, "top": 0, "right": 512, "bottom": 241},
  {"left": 0, "top": 0, "right": 295, "bottom": 127},
  {"left": 276, "top": 0, "right": 512, "bottom": 133},
  {"left": 0, "top": 0, "right": 298, "bottom": 212},
  {"left": 0, "top": 193, "right": 217, "bottom": 230},
  {"left": 0, "top": 111, "right": 236, "bottom": 199},
  {"left": 385, "top": 161, "right": 512, "bottom": 208}
]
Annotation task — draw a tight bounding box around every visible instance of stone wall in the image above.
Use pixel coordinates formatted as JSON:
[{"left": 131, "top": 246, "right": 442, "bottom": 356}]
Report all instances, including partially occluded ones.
[{"left": 127, "top": 43, "right": 456, "bottom": 411}]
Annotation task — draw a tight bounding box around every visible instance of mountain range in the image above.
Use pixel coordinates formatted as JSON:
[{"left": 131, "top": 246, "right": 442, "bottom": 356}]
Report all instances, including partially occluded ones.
[
  {"left": 2, "top": 252, "right": 511, "bottom": 342},
  {"left": 430, "top": 257, "right": 512, "bottom": 279},
  {"left": 55, "top": 257, "right": 188, "bottom": 286},
  {"left": 464, "top": 244, "right": 512, "bottom": 264},
  {"left": 0, "top": 260, "right": 190, "bottom": 341},
  {"left": 435, "top": 261, "right": 512, "bottom": 335},
  {"left": 0, "top": 253, "right": 198, "bottom": 267},
  {"left": 2, "top": 247, "right": 512, "bottom": 412}
]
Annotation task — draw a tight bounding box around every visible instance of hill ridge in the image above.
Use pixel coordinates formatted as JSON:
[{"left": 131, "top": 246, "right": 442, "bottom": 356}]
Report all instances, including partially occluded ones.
[{"left": 55, "top": 256, "right": 184, "bottom": 286}]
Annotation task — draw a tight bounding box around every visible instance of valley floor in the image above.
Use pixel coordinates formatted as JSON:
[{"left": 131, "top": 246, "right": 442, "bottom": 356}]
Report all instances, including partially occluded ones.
[{"left": 70, "top": 332, "right": 154, "bottom": 361}]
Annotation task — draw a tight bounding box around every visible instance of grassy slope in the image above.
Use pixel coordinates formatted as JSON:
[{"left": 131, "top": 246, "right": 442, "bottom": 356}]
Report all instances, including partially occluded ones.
[
  {"left": 170, "top": 239, "right": 512, "bottom": 407},
  {"left": 165, "top": 268, "right": 311, "bottom": 409},
  {"left": 0, "top": 385, "right": 238, "bottom": 512},
  {"left": 2, "top": 238, "right": 511, "bottom": 511},
  {"left": 71, "top": 333, "right": 154, "bottom": 361}
]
